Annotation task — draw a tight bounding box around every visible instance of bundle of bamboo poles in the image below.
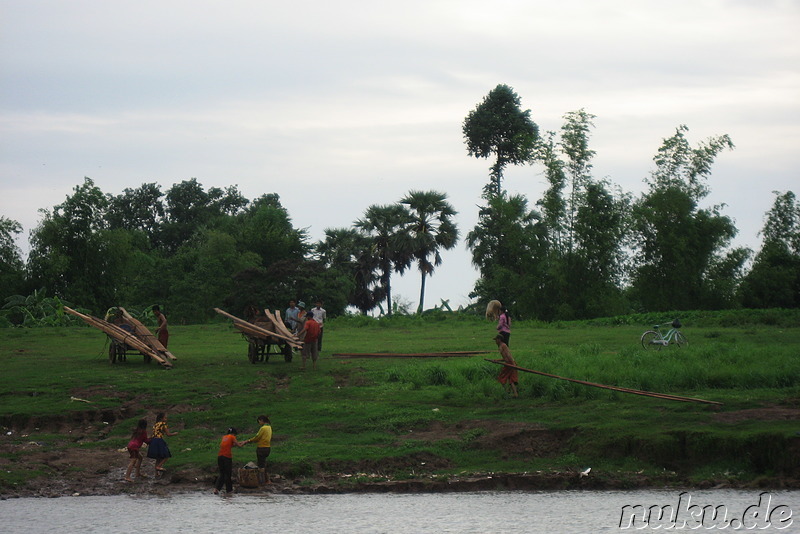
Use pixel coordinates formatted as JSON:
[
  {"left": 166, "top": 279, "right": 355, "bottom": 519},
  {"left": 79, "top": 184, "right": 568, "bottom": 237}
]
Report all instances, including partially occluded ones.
[
  {"left": 485, "top": 359, "right": 721, "bottom": 405},
  {"left": 214, "top": 308, "right": 303, "bottom": 349},
  {"left": 264, "top": 309, "right": 301, "bottom": 344},
  {"left": 119, "top": 307, "right": 177, "bottom": 362},
  {"left": 63, "top": 306, "right": 171, "bottom": 367}
]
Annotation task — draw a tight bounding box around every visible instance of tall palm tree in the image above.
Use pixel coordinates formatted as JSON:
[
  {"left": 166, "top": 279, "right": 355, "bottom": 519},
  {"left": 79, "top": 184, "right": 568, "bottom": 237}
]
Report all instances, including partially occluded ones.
[
  {"left": 400, "top": 191, "right": 459, "bottom": 314},
  {"left": 354, "top": 204, "right": 413, "bottom": 316}
]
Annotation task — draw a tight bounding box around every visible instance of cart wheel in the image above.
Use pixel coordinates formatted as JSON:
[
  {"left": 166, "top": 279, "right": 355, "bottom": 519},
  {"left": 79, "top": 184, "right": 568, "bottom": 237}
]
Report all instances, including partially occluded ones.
[
  {"left": 248, "top": 343, "right": 258, "bottom": 364},
  {"left": 282, "top": 343, "right": 293, "bottom": 363}
]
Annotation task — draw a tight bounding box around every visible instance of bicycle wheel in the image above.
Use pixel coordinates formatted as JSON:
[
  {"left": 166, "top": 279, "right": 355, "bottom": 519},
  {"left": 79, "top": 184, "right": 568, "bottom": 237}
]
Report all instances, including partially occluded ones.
[
  {"left": 674, "top": 332, "right": 688, "bottom": 348},
  {"left": 641, "top": 331, "right": 663, "bottom": 350}
]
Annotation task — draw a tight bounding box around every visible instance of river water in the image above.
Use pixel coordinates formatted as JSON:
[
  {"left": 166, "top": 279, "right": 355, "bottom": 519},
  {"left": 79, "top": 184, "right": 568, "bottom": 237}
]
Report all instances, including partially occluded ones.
[{"left": 2, "top": 489, "right": 798, "bottom": 533}]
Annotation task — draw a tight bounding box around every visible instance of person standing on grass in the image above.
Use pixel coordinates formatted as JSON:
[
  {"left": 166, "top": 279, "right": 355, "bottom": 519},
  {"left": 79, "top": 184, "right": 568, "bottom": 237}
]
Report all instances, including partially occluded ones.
[
  {"left": 152, "top": 305, "right": 169, "bottom": 348},
  {"left": 214, "top": 427, "right": 244, "bottom": 494},
  {"left": 312, "top": 299, "right": 327, "bottom": 351},
  {"left": 497, "top": 306, "right": 511, "bottom": 346},
  {"left": 494, "top": 334, "right": 519, "bottom": 398},
  {"left": 297, "top": 309, "right": 321, "bottom": 370},
  {"left": 284, "top": 299, "right": 300, "bottom": 333},
  {"left": 147, "top": 412, "right": 178, "bottom": 473},
  {"left": 124, "top": 419, "right": 151, "bottom": 482},
  {"left": 242, "top": 415, "right": 273, "bottom": 484}
]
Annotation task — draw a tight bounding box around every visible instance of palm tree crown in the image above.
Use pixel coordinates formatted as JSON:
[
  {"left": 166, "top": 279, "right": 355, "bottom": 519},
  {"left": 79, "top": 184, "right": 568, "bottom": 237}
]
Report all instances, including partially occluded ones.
[{"left": 354, "top": 204, "right": 414, "bottom": 316}]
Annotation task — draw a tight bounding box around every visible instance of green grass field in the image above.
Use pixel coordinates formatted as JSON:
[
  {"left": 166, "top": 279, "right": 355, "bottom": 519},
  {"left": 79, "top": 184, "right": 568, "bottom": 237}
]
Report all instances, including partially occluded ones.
[{"left": 1, "top": 311, "right": 799, "bottom": 491}]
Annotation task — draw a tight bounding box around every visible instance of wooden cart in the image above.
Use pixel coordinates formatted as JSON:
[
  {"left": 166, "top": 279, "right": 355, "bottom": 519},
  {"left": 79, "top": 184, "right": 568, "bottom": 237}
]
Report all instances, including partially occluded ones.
[
  {"left": 64, "top": 306, "right": 175, "bottom": 368},
  {"left": 215, "top": 308, "right": 302, "bottom": 364},
  {"left": 107, "top": 323, "right": 149, "bottom": 364}
]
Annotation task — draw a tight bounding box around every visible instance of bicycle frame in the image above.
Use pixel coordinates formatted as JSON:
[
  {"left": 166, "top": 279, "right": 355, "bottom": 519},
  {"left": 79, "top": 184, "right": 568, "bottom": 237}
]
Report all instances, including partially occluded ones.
[
  {"left": 660, "top": 327, "right": 679, "bottom": 344},
  {"left": 641, "top": 323, "right": 687, "bottom": 349}
]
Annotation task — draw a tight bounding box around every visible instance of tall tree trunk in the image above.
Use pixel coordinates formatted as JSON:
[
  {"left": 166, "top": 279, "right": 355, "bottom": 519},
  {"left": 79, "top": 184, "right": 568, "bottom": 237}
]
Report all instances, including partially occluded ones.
[
  {"left": 386, "top": 280, "right": 392, "bottom": 316},
  {"left": 417, "top": 272, "right": 428, "bottom": 314}
]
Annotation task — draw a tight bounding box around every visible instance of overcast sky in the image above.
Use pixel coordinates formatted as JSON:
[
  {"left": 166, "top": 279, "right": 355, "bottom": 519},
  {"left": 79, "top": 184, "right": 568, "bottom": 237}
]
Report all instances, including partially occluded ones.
[{"left": 1, "top": 0, "right": 798, "bottom": 310}]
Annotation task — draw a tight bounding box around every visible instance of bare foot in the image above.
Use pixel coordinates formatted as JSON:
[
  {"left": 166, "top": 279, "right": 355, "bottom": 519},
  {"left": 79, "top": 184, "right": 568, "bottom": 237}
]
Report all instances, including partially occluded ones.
[{"left": 124, "top": 478, "right": 134, "bottom": 483}]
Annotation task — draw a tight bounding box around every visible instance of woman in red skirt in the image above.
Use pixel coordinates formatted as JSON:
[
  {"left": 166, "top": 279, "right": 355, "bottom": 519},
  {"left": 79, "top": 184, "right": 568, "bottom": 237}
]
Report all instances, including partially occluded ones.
[{"left": 494, "top": 334, "right": 519, "bottom": 398}]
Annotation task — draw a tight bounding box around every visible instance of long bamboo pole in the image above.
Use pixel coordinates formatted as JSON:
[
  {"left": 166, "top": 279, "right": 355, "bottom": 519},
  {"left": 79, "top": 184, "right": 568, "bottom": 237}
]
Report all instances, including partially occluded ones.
[
  {"left": 334, "top": 351, "right": 490, "bottom": 358},
  {"left": 63, "top": 306, "right": 170, "bottom": 367},
  {"left": 484, "top": 359, "right": 721, "bottom": 406},
  {"left": 214, "top": 308, "right": 303, "bottom": 348},
  {"left": 118, "top": 307, "right": 177, "bottom": 361}
]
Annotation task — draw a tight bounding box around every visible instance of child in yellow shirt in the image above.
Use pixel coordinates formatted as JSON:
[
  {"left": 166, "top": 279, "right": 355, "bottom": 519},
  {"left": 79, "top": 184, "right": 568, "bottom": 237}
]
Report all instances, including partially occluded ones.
[{"left": 242, "top": 415, "right": 272, "bottom": 483}]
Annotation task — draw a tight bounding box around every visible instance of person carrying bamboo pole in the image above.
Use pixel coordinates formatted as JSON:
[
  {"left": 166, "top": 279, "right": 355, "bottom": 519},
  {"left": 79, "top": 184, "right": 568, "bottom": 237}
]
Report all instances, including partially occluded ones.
[{"left": 493, "top": 334, "right": 518, "bottom": 398}]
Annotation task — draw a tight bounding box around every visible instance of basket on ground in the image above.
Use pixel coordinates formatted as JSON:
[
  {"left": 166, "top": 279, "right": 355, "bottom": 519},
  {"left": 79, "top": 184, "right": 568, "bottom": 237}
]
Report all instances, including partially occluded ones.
[{"left": 238, "top": 467, "right": 260, "bottom": 488}]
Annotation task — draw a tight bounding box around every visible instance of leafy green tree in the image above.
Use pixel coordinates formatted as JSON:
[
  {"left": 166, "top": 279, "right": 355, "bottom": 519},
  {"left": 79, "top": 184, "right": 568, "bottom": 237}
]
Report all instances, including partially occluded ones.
[
  {"left": 0, "top": 216, "right": 25, "bottom": 302},
  {"left": 569, "top": 181, "right": 630, "bottom": 317},
  {"left": 759, "top": 190, "right": 800, "bottom": 253},
  {"left": 740, "top": 191, "right": 800, "bottom": 308},
  {"left": 355, "top": 204, "right": 414, "bottom": 316},
  {"left": 647, "top": 125, "right": 734, "bottom": 198},
  {"left": 226, "top": 257, "right": 350, "bottom": 319},
  {"left": 559, "top": 109, "right": 596, "bottom": 255},
  {"left": 537, "top": 130, "right": 567, "bottom": 252},
  {"left": 532, "top": 110, "right": 630, "bottom": 319},
  {"left": 105, "top": 183, "right": 165, "bottom": 247},
  {"left": 400, "top": 191, "right": 459, "bottom": 313},
  {"left": 467, "top": 193, "right": 546, "bottom": 317},
  {"left": 165, "top": 229, "right": 261, "bottom": 322},
  {"left": 463, "top": 84, "right": 540, "bottom": 197},
  {"left": 629, "top": 126, "right": 745, "bottom": 311},
  {"left": 26, "top": 177, "right": 129, "bottom": 312},
  {"left": 161, "top": 179, "right": 246, "bottom": 253},
  {"left": 208, "top": 185, "right": 248, "bottom": 216},
  {"left": 230, "top": 194, "right": 309, "bottom": 268}
]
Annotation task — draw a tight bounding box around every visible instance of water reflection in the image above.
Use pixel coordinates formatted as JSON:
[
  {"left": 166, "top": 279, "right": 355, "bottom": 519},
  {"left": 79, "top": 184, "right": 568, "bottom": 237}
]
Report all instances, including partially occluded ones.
[{"left": 2, "top": 489, "right": 797, "bottom": 533}]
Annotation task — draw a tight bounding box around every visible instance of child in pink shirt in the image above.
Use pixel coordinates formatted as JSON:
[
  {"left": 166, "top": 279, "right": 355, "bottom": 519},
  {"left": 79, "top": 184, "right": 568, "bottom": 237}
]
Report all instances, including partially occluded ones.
[{"left": 125, "top": 419, "right": 151, "bottom": 482}]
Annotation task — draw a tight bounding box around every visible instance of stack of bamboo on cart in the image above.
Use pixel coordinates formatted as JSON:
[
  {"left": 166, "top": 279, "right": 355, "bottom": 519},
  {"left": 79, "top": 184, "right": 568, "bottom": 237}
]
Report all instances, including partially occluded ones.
[
  {"left": 214, "top": 308, "right": 303, "bottom": 349},
  {"left": 118, "top": 307, "right": 177, "bottom": 364},
  {"left": 63, "top": 306, "right": 174, "bottom": 368}
]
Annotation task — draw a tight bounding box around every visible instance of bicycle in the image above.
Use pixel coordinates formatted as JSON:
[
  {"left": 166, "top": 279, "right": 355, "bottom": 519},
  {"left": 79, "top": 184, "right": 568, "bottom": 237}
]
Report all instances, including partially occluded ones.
[{"left": 641, "top": 319, "right": 688, "bottom": 350}]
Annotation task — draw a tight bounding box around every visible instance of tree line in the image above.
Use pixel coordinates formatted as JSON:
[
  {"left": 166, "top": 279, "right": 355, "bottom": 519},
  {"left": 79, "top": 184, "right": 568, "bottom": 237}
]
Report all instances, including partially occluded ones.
[
  {"left": 461, "top": 84, "right": 799, "bottom": 319},
  {"left": 1, "top": 83, "right": 798, "bottom": 324},
  {"left": 0, "top": 179, "right": 459, "bottom": 324}
]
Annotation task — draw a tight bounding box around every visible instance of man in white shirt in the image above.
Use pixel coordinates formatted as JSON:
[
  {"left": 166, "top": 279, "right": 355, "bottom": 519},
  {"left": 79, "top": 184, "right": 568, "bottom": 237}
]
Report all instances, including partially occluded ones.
[{"left": 285, "top": 299, "right": 300, "bottom": 333}]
